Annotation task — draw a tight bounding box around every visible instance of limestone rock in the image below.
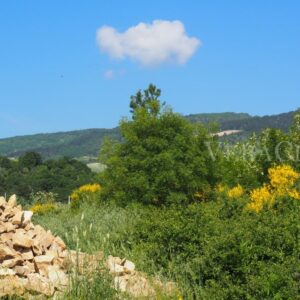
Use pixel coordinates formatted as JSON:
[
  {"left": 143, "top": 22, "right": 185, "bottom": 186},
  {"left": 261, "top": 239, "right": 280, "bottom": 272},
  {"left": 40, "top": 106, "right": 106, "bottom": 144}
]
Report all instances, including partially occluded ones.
[
  {"left": 1, "top": 257, "right": 22, "bottom": 268},
  {"left": 11, "top": 211, "right": 23, "bottom": 225},
  {"left": 0, "top": 196, "right": 6, "bottom": 207},
  {"left": 0, "top": 243, "right": 17, "bottom": 259},
  {"left": 0, "top": 276, "right": 26, "bottom": 297},
  {"left": 0, "top": 268, "right": 16, "bottom": 276},
  {"left": 47, "top": 266, "right": 69, "bottom": 288},
  {"left": 124, "top": 260, "right": 135, "bottom": 273},
  {"left": 26, "top": 273, "right": 55, "bottom": 296},
  {"left": 7, "top": 194, "right": 17, "bottom": 208},
  {"left": 13, "top": 232, "right": 33, "bottom": 248},
  {"left": 23, "top": 210, "right": 33, "bottom": 225}
]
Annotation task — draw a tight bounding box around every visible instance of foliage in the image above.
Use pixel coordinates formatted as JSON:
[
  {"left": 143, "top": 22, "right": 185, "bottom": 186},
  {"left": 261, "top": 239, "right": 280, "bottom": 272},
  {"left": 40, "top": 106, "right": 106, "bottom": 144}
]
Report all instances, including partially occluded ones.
[
  {"left": 0, "top": 128, "right": 121, "bottom": 159},
  {"left": 269, "top": 164, "right": 300, "bottom": 196},
  {"left": 100, "top": 84, "right": 218, "bottom": 206},
  {"left": 247, "top": 185, "right": 273, "bottom": 213},
  {"left": 227, "top": 184, "right": 245, "bottom": 199},
  {"left": 0, "top": 153, "right": 95, "bottom": 202},
  {"left": 30, "top": 202, "right": 58, "bottom": 215},
  {"left": 30, "top": 191, "right": 57, "bottom": 204},
  {"left": 217, "top": 137, "right": 261, "bottom": 189},
  {"left": 34, "top": 196, "right": 300, "bottom": 299},
  {"left": 128, "top": 199, "right": 300, "bottom": 299},
  {"left": 29, "top": 191, "right": 59, "bottom": 215},
  {"left": 0, "top": 111, "right": 296, "bottom": 160},
  {"left": 71, "top": 183, "right": 101, "bottom": 208},
  {"left": 18, "top": 151, "right": 42, "bottom": 169},
  {"left": 247, "top": 165, "right": 300, "bottom": 212}
]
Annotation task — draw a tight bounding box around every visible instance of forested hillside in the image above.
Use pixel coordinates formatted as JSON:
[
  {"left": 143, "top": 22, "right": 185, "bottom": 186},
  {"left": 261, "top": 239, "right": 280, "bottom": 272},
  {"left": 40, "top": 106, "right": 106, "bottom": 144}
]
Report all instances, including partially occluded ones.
[
  {"left": 0, "top": 128, "right": 121, "bottom": 159},
  {"left": 0, "top": 111, "right": 296, "bottom": 159}
]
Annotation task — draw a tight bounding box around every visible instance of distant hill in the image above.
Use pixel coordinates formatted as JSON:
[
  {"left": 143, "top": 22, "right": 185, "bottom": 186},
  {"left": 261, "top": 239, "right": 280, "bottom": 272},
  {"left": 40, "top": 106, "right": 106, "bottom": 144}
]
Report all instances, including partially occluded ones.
[
  {"left": 0, "top": 128, "right": 121, "bottom": 159},
  {"left": 0, "top": 111, "right": 296, "bottom": 159},
  {"left": 185, "top": 112, "right": 251, "bottom": 124}
]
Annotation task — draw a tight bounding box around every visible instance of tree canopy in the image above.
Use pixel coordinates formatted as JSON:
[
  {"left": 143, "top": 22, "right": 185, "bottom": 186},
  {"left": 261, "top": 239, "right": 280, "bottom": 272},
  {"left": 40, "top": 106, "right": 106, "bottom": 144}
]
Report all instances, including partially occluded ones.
[{"left": 100, "top": 84, "right": 218, "bottom": 206}]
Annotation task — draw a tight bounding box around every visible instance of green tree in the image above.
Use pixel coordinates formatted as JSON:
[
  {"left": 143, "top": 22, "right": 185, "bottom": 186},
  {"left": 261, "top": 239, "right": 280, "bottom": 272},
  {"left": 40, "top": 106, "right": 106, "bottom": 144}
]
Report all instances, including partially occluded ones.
[
  {"left": 256, "top": 128, "right": 288, "bottom": 182},
  {"left": 100, "top": 85, "right": 216, "bottom": 206},
  {"left": 19, "top": 151, "right": 42, "bottom": 170},
  {"left": 289, "top": 109, "right": 300, "bottom": 170},
  {"left": 130, "top": 83, "right": 164, "bottom": 117}
]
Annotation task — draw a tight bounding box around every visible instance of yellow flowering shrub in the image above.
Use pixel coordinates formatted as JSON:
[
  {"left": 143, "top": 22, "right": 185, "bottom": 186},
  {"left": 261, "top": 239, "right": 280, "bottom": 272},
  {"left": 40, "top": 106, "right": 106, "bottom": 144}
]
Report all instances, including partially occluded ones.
[
  {"left": 71, "top": 183, "right": 101, "bottom": 208},
  {"left": 30, "top": 203, "right": 57, "bottom": 215},
  {"left": 247, "top": 185, "right": 273, "bottom": 213},
  {"left": 247, "top": 165, "right": 300, "bottom": 212},
  {"left": 227, "top": 185, "right": 244, "bottom": 199},
  {"left": 268, "top": 165, "right": 300, "bottom": 198},
  {"left": 215, "top": 184, "right": 227, "bottom": 193}
]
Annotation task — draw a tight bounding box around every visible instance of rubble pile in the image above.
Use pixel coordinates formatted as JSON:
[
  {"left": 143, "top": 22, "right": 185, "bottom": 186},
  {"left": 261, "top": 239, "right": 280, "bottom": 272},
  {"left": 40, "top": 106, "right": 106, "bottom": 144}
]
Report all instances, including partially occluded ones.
[
  {"left": 0, "top": 195, "right": 175, "bottom": 298},
  {"left": 0, "top": 195, "right": 70, "bottom": 298}
]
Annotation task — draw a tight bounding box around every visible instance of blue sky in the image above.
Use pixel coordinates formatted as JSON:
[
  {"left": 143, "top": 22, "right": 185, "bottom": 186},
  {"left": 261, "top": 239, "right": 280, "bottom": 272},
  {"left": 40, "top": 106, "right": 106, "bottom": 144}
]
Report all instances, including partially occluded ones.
[{"left": 0, "top": 0, "right": 299, "bottom": 138}]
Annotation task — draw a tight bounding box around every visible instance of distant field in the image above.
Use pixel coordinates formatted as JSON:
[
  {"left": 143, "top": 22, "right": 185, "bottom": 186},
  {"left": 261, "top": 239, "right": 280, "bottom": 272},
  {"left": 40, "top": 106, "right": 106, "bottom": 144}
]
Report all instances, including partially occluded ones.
[{"left": 87, "top": 162, "right": 107, "bottom": 173}]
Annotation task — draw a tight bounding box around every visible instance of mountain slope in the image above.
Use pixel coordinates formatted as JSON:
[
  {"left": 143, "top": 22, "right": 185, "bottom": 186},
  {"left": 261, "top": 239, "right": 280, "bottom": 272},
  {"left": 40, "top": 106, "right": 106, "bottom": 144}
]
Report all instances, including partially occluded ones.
[
  {"left": 0, "top": 111, "right": 296, "bottom": 159},
  {"left": 0, "top": 128, "right": 121, "bottom": 159}
]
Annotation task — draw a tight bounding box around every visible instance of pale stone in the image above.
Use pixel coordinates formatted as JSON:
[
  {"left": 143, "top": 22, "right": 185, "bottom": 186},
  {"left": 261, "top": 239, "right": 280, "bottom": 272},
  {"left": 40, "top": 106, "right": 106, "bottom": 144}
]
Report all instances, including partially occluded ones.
[
  {"left": 13, "top": 232, "right": 33, "bottom": 248},
  {"left": 39, "top": 231, "right": 54, "bottom": 251},
  {"left": 0, "top": 243, "right": 17, "bottom": 259},
  {"left": 125, "top": 274, "right": 156, "bottom": 298},
  {"left": 5, "top": 221, "right": 16, "bottom": 232},
  {"left": 24, "top": 222, "right": 34, "bottom": 231},
  {"left": 47, "top": 266, "right": 69, "bottom": 287},
  {"left": 34, "top": 254, "right": 55, "bottom": 264},
  {"left": 34, "top": 254, "right": 55, "bottom": 276},
  {"left": 12, "top": 211, "right": 23, "bottom": 225},
  {"left": 1, "top": 257, "right": 22, "bottom": 268},
  {"left": 21, "top": 248, "right": 34, "bottom": 260},
  {"left": 26, "top": 273, "right": 55, "bottom": 296},
  {"left": 32, "top": 239, "right": 43, "bottom": 256},
  {"left": 114, "top": 275, "right": 129, "bottom": 292},
  {"left": 124, "top": 260, "right": 135, "bottom": 273},
  {"left": 0, "top": 275, "right": 26, "bottom": 297},
  {"left": 26, "top": 229, "right": 37, "bottom": 239},
  {"left": 7, "top": 194, "right": 17, "bottom": 207},
  {"left": 0, "top": 267, "right": 16, "bottom": 276},
  {"left": 0, "top": 232, "right": 13, "bottom": 243},
  {"left": 54, "top": 236, "right": 66, "bottom": 250},
  {"left": 14, "top": 261, "right": 36, "bottom": 277},
  {"left": 0, "top": 196, "right": 6, "bottom": 208},
  {"left": 23, "top": 211, "right": 33, "bottom": 225},
  {"left": 107, "top": 255, "right": 125, "bottom": 275},
  {"left": 0, "top": 221, "right": 6, "bottom": 233}
]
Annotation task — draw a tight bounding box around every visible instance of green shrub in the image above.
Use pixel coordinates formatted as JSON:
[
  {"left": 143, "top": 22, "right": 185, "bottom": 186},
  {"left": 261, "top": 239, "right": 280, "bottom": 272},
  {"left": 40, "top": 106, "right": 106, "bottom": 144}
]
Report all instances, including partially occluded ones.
[
  {"left": 100, "top": 85, "right": 218, "bottom": 206},
  {"left": 129, "top": 198, "right": 300, "bottom": 299}
]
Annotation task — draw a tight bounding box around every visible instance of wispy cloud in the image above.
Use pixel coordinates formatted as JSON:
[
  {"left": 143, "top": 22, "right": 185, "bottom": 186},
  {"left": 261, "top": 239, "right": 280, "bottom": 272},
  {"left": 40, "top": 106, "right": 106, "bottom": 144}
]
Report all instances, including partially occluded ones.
[
  {"left": 96, "top": 20, "right": 200, "bottom": 67},
  {"left": 104, "top": 69, "right": 115, "bottom": 79}
]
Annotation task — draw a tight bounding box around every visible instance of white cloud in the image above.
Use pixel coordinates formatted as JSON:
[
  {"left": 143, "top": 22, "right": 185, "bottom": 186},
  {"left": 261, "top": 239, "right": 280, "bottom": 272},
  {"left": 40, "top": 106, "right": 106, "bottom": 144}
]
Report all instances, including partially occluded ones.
[
  {"left": 96, "top": 20, "right": 200, "bottom": 66},
  {"left": 104, "top": 69, "right": 114, "bottom": 79}
]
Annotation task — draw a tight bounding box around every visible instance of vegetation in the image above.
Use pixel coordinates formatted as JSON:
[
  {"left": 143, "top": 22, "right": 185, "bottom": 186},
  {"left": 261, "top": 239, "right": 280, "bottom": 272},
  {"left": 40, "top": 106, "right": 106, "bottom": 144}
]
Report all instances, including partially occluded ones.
[
  {"left": 2, "top": 85, "right": 300, "bottom": 299},
  {"left": 0, "top": 111, "right": 296, "bottom": 160},
  {"left": 70, "top": 183, "right": 101, "bottom": 208},
  {"left": 0, "top": 153, "right": 95, "bottom": 203},
  {"left": 99, "top": 85, "right": 218, "bottom": 206},
  {"left": 0, "top": 128, "right": 121, "bottom": 159}
]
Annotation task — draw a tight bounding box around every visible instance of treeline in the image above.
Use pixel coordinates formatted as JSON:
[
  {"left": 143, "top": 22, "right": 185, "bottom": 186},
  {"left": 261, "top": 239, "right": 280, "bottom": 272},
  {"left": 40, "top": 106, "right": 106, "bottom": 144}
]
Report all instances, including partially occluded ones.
[
  {"left": 0, "top": 110, "right": 296, "bottom": 160},
  {"left": 220, "top": 110, "right": 294, "bottom": 133},
  {"left": 0, "top": 152, "right": 95, "bottom": 202},
  {"left": 0, "top": 128, "right": 121, "bottom": 159}
]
